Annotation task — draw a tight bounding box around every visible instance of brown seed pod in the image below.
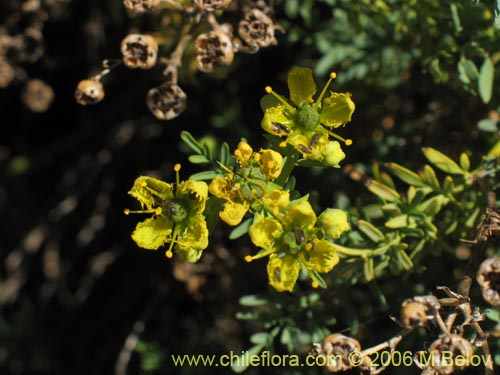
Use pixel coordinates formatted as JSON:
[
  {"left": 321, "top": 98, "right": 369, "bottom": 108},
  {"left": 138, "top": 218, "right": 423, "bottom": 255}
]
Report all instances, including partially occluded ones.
[
  {"left": 0, "top": 58, "right": 15, "bottom": 88},
  {"left": 400, "top": 299, "right": 429, "bottom": 329},
  {"left": 21, "top": 78, "right": 54, "bottom": 113},
  {"left": 321, "top": 333, "right": 368, "bottom": 372},
  {"left": 477, "top": 257, "right": 500, "bottom": 306},
  {"left": 193, "top": 0, "right": 232, "bottom": 12},
  {"left": 121, "top": 34, "right": 158, "bottom": 70},
  {"left": 146, "top": 82, "right": 187, "bottom": 120},
  {"left": 427, "top": 334, "right": 473, "bottom": 375},
  {"left": 123, "top": 0, "right": 160, "bottom": 14},
  {"left": 238, "top": 8, "right": 277, "bottom": 52},
  {"left": 195, "top": 30, "right": 234, "bottom": 73},
  {"left": 75, "top": 79, "right": 105, "bottom": 105}
]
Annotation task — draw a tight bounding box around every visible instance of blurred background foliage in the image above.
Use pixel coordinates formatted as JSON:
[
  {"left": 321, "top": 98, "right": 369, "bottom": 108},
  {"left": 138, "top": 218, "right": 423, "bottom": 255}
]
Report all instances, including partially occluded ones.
[{"left": 1, "top": 0, "right": 500, "bottom": 374}]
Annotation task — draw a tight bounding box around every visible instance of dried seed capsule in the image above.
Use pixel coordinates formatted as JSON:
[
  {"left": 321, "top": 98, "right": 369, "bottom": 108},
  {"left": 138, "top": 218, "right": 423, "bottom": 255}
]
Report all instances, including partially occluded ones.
[
  {"left": 238, "top": 8, "right": 277, "bottom": 52},
  {"left": 427, "top": 334, "right": 473, "bottom": 375},
  {"left": 400, "top": 299, "right": 428, "bottom": 328},
  {"left": 193, "top": 0, "right": 232, "bottom": 12},
  {"left": 0, "top": 58, "right": 15, "bottom": 88},
  {"left": 146, "top": 82, "right": 187, "bottom": 120},
  {"left": 195, "top": 30, "right": 234, "bottom": 73},
  {"left": 123, "top": 0, "right": 160, "bottom": 14},
  {"left": 121, "top": 34, "right": 158, "bottom": 70},
  {"left": 75, "top": 79, "right": 105, "bottom": 105},
  {"left": 477, "top": 257, "right": 500, "bottom": 306},
  {"left": 321, "top": 333, "right": 369, "bottom": 372},
  {"left": 21, "top": 79, "right": 54, "bottom": 113}
]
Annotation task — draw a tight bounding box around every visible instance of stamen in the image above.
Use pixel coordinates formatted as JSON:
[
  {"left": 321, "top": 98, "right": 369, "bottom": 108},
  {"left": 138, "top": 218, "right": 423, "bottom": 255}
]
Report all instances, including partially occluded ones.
[
  {"left": 174, "top": 163, "right": 181, "bottom": 193},
  {"left": 297, "top": 144, "right": 312, "bottom": 154},
  {"left": 264, "top": 86, "right": 295, "bottom": 111},
  {"left": 324, "top": 128, "right": 353, "bottom": 146},
  {"left": 123, "top": 208, "right": 159, "bottom": 215},
  {"left": 315, "top": 71, "right": 337, "bottom": 106},
  {"left": 311, "top": 280, "right": 319, "bottom": 288}
]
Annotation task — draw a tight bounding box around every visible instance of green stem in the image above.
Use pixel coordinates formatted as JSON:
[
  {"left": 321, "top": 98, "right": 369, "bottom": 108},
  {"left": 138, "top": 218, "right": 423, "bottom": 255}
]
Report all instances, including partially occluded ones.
[{"left": 275, "top": 150, "right": 300, "bottom": 187}]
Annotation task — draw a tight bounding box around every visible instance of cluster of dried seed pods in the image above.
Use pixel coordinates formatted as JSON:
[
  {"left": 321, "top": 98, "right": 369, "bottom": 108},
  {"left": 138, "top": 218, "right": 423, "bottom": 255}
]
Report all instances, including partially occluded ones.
[{"left": 75, "top": 0, "right": 282, "bottom": 120}]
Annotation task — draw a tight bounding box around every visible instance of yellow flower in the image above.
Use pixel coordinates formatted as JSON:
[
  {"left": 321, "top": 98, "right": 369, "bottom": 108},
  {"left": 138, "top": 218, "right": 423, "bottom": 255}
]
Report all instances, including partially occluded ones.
[
  {"left": 258, "top": 149, "right": 283, "bottom": 180},
  {"left": 234, "top": 141, "right": 253, "bottom": 167},
  {"left": 261, "top": 67, "right": 355, "bottom": 167},
  {"left": 220, "top": 201, "right": 249, "bottom": 226},
  {"left": 263, "top": 189, "right": 290, "bottom": 209},
  {"left": 125, "top": 165, "right": 210, "bottom": 262},
  {"left": 247, "top": 197, "right": 345, "bottom": 292},
  {"left": 208, "top": 175, "right": 233, "bottom": 200}
]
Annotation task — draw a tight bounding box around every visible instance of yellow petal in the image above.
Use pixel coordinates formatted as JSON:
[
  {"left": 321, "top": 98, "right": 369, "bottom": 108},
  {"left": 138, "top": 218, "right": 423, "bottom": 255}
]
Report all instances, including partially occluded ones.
[
  {"left": 131, "top": 216, "right": 172, "bottom": 250},
  {"left": 234, "top": 141, "right": 253, "bottom": 167},
  {"left": 305, "top": 239, "right": 339, "bottom": 273},
  {"left": 181, "top": 180, "right": 209, "bottom": 211},
  {"left": 259, "top": 149, "right": 283, "bottom": 180},
  {"left": 263, "top": 189, "right": 289, "bottom": 209},
  {"left": 248, "top": 215, "right": 282, "bottom": 248},
  {"left": 283, "top": 200, "right": 316, "bottom": 229},
  {"left": 176, "top": 214, "right": 209, "bottom": 251},
  {"left": 208, "top": 176, "right": 233, "bottom": 199},
  {"left": 128, "top": 176, "right": 173, "bottom": 208},
  {"left": 220, "top": 201, "right": 249, "bottom": 226},
  {"left": 267, "top": 253, "right": 300, "bottom": 292}
]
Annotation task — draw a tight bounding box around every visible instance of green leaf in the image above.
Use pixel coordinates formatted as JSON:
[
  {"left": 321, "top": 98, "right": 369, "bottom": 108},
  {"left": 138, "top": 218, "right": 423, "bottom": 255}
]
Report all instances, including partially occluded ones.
[
  {"left": 204, "top": 197, "right": 223, "bottom": 233},
  {"left": 396, "top": 249, "right": 414, "bottom": 271},
  {"left": 416, "top": 195, "right": 448, "bottom": 216},
  {"left": 250, "top": 332, "right": 269, "bottom": 345},
  {"left": 479, "top": 57, "right": 494, "bottom": 104},
  {"left": 365, "top": 179, "right": 401, "bottom": 202},
  {"left": 219, "top": 142, "right": 231, "bottom": 166},
  {"left": 189, "top": 170, "right": 218, "bottom": 180},
  {"left": 180, "top": 131, "right": 204, "bottom": 154},
  {"left": 459, "top": 153, "right": 470, "bottom": 171},
  {"left": 422, "top": 147, "right": 465, "bottom": 175},
  {"left": 485, "top": 308, "right": 500, "bottom": 323},
  {"left": 478, "top": 119, "right": 499, "bottom": 132},
  {"left": 385, "top": 214, "right": 412, "bottom": 229},
  {"left": 363, "top": 257, "right": 374, "bottom": 281},
  {"left": 288, "top": 66, "right": 316, "bottom": 106},
  {"left": 357, "top": 220, "right": 385, "bottom": 243},
  {"left": 188, "top": 154, "right": 210, "bottom": 164},
  {"left": 229, "top": 217, "right": 253, "bottom": 239},
  {"left": 239, "top": 294, "right": 270, "bottom": 307},
  {"left": 386, "top": 162, "right": 426, "bottom": 187},
  {"left": 423, "top": 165, "right": 441, "bottom": 190},
  {"left": 458, "top": 56, "right": 479, "bottom": 85}
]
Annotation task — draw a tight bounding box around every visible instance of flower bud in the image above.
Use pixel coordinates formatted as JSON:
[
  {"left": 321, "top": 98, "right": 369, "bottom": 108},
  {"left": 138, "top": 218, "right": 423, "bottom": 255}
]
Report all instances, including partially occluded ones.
[
  {"left": 121, "top": 34, "right": 158, "bottom": 70},
  {"left": 318, "top": 209, "right": 350, "bottom": 239},
  {"left": 123, "top": 0, "right": 160, "bottom": 14},
  {"left": 21, "top": 79, "right": 54, "bottom": 113},
  {"left": 195, "top": 30, "right": 234, "bottom": 73},
  {"left": 75, "top": 79, "right": 105, "bottom": 105},
  {"left": 146, "top": 82, "right": 187, "bottom": 120},
  {"left": 477, "top": 257, "right": 500, "bottom": 306}
]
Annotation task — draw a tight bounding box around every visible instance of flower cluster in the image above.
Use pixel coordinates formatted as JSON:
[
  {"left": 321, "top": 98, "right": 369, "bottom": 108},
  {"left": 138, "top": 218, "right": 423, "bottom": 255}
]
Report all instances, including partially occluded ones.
[
  {"left": 124, "top": 164, "right": 209, "bottom": 263},
  {"left": 76, "top": 0, "right": 282, "bottom": 120},
  {"left": 209, "top": 141, "right": 289, "bottom": 226},
  {"left": 246, "top": 198, "right": 350, "bottom": 292},
  {"left": 261, "top": 67, "right": 355, "bottom": 167}
]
